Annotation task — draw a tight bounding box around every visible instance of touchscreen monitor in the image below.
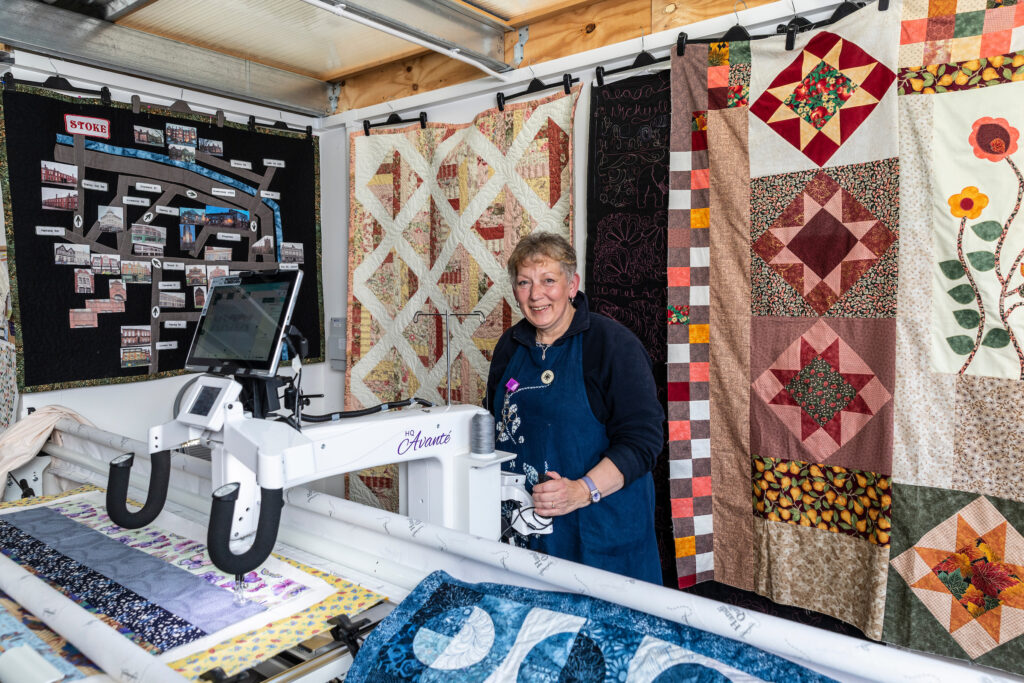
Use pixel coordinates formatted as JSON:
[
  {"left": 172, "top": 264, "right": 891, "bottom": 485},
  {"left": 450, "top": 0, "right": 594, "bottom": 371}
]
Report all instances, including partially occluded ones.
[{"left": 184, "top": 269, "right": 303, "bottom": 377}]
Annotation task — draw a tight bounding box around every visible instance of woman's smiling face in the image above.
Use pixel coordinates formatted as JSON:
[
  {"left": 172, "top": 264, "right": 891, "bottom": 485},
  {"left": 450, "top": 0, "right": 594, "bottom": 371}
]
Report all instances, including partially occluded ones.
[{"left": 513, "top": 256, "right": 579, "bottom": 343}]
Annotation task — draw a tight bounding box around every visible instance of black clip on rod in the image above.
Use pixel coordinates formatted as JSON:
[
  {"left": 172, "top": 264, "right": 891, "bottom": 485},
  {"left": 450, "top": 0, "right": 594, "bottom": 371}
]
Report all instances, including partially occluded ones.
[
  {"left": 106, "top": 451, "right": 171, "bottom": 528},
  {"left": 207, "top": 483, "right": 284, "bottom": 576}
]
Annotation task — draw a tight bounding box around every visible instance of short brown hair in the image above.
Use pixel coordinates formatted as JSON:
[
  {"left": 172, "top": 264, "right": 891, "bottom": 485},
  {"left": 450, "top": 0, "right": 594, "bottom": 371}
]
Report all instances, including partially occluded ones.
[{"left": 507, "top": 232, "right": 576, "bottom": 282}]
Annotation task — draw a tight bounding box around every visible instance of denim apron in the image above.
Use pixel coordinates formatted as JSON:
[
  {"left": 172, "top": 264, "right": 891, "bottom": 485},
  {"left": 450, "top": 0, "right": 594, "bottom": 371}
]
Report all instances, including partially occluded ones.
[{"left": 494, "top": 332, "right": 661, "bottom": 584}]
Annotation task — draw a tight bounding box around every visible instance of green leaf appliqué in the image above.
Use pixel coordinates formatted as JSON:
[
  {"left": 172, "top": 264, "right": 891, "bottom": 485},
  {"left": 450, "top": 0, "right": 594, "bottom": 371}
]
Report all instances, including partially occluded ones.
[
  {"left": 947, "top": 335, "right": 975, "bottom": 355},
  {"left": 939, "top": 260, "right": 966, "bottom": 279},
  {"left": 954, "top": 309, "right": 982, "bottom": 328},
  {"left": 971, "top": 221, "right": 1003, "bottom": 241},
  {"left": 983, "top": 328, "right": 1011, "bottom": 348},
  {"left": 947, "top": 284, "right": 975, "bottom": 304},
  {"left": 967, "top": 251, "right": 996, "bottom": 271}
]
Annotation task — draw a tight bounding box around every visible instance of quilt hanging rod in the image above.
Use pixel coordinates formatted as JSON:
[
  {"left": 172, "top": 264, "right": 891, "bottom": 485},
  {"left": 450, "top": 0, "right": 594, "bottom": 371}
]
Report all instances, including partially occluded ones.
[
  {"left": 362, "top": 111, "right": 428, "bottom": 136},
  {"left": 327, "top": 0, "right": 856, "bottom": 129},
  {"left": 496, "top": 73, "right": 578, "bottom": 111},
  {"left": 1, "top": 70, "right": 314, "bottom": 138},
  {"left": 674, "top": 0, "right": 888, "bottom": 55},
  {"left": 595, "top": 48, "right": 669, "bottom": 87},
  {"left": 1, "top": 70, "right": 109, "bottom": 104}
]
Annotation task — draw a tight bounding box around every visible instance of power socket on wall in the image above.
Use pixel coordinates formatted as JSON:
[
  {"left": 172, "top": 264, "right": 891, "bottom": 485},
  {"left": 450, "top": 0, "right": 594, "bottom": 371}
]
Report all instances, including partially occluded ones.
[{"left": 328, "top": 317, "right": 346, "bottom": 371}]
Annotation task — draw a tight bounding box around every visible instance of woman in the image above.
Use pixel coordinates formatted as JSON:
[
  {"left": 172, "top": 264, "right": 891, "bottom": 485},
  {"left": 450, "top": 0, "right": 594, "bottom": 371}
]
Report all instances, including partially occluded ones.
[{"left": 486, "top": 232, "right": 663, "bottom": 584}]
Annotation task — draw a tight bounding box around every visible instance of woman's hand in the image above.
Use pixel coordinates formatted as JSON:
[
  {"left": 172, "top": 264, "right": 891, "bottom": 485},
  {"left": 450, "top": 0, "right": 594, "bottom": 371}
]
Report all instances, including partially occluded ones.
[{"left": 531, "top": 471, "right": 591, "bottom": 517}]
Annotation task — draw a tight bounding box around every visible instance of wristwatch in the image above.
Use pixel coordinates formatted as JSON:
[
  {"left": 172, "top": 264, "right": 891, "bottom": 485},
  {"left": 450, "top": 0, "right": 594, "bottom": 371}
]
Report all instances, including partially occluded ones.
[{"left": 581, "top": 475, "right": 601, "bottom": 503}]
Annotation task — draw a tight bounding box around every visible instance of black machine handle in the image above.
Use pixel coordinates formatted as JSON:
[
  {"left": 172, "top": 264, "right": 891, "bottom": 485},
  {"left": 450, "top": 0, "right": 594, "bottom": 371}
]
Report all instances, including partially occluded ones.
[
  {"left": 207, "top": 483, "right": 283, "bottom": 575},
  {"left": 106, "top": 451, "right": 171, "bottom": 528}
]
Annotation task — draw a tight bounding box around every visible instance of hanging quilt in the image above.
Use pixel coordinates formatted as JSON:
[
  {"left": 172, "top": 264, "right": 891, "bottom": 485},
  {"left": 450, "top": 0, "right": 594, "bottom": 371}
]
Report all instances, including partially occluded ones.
[
  {"left": 584, "top": 70, "right": 672, "bottom": 583},
  {"left": 346, "top": 89, "right": 578, "bottom": 510},
  {"left": 880, "top": 0, "right": 1024, "bottom": 674},
  {"left": 667, "top": 41, "right": 720, "bottom": 590},
  {"left": 0, "top": 86, "right": 324, "bottom": 393},
  {"left": 672, "top": 5, "right": 900, "bottom": 641},
  {"left": 0, "top": 340, "right": 15, "bottom": 430},
  {"left": 675, "top": 0, "right": 1024, "bottom": 676},
  {"left": 347, "top": 88, "right": 579, "bottom": 409},
  {"left": 345, "top": 570, "right": 835, "bottom": 682}
]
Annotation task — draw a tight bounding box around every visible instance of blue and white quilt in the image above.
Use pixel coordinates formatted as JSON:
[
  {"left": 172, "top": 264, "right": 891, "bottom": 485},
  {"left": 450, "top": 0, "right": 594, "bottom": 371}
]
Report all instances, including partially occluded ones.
[{"left": 347, "top": 571, "right": 834, "bottom": 681}]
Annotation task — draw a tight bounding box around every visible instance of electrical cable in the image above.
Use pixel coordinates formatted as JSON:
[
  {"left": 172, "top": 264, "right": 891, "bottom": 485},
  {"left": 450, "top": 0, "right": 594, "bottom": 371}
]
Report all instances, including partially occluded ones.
[
  {"left": 302, "top": 396, "right": 434, "bottom": 422},
  {"left": 500, "top": 504, "right": 552, "bottom": 540}
]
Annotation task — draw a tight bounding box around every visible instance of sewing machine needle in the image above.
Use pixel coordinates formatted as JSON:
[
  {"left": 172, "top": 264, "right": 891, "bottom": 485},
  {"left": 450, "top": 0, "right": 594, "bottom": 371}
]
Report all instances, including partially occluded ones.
[{"left": 233, "top": 573, "right": 246, "bottom": 606}]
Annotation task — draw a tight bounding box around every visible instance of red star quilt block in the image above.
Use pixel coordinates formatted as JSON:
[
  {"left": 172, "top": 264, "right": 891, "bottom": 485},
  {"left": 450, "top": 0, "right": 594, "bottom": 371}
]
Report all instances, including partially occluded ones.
[
  {"left": 750, "top": 32, "right": 895, "bottom": 166},
  {"left": 891, "top": 496, "right": 1024, "bottom": 659},
  {"left": 752, "top": 172, "right": 896, "bottom": 314},
  {"left": 752, "top": 320, "right": 892, "bottom": 462}
]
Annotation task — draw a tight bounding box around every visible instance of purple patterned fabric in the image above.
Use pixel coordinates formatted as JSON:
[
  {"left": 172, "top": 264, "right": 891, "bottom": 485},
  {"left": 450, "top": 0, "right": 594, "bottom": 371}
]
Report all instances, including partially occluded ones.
[
  {"left": 3, "top": 507, "right": 264, "bottom": 631},
  {"left": 0, "top": 520, "right": 206, "bottom": 653}
]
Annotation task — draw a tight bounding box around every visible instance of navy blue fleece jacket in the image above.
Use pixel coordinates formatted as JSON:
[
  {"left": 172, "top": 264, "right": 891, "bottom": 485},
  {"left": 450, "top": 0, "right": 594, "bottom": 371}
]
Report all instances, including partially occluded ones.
[{"left": 484, "top": 292, "right": 664, "bottom": 486}]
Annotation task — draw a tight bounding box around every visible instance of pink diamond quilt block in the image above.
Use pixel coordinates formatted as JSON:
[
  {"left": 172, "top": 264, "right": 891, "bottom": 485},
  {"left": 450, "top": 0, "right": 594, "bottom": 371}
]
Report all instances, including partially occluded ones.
[{"left": 752, "top": 319, "right": 892, "bottom": 462}]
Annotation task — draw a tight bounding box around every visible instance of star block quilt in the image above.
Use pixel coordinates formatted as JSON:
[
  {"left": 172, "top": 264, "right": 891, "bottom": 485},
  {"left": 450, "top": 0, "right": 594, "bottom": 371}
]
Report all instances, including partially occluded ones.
[
  {"left": 752, "top": 320, "right": 892, "bottom": 463},
  {"left": 891, "top": 495, "right": 1024, "bottom": 659},
  {"left": 751, "top": 31, "right": 896, "bottom": 166},
  {"left": 686, "top": 4, "right": 900, "bottom": 642},
  {"left": 752, "top": 171, "right": 897, "bottom": 314}
]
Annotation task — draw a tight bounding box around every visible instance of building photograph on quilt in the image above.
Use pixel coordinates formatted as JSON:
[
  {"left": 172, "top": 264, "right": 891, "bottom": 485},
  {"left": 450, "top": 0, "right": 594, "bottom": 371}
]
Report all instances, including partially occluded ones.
[{"left": 0, "top": 0, "right": 1022, "bottom": 681}]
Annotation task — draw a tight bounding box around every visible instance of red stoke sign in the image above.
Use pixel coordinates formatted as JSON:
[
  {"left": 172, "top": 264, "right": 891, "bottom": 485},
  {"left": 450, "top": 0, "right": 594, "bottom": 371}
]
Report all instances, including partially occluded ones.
[{"left": 64, "top": 114, "right": 111, "bottom": 139}]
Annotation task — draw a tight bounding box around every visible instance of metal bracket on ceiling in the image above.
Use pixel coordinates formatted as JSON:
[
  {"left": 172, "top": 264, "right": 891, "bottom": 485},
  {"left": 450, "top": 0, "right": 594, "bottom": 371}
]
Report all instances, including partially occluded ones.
[
  {"left": 513, "top": 26, "right": 529, "bottom": 68},
  {"left": 327, "top": 83, "right": 341, "bottom": 114},
  {"left": 0, "top": 0, "right": 327, "bottom": 116}
]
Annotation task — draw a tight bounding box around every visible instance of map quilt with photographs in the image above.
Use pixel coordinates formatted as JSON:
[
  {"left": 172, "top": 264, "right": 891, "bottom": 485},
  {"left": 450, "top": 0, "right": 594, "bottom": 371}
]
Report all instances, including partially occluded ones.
[{"left": 0, "top": 86, "right": 322, "bottom": 392}]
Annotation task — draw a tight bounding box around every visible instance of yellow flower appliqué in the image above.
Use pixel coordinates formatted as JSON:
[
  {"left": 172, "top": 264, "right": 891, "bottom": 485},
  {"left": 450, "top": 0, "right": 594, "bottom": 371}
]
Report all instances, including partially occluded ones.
[{"left": 948, "top": 186, "right": 989, "bottom": 219}]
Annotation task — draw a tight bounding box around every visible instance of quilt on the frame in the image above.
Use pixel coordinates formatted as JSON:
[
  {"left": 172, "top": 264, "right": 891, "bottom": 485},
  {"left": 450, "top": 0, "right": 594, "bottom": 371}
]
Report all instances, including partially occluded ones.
[
  {"left": 346, "top": 570, "right": 835, "bottom": 682},
  {"left": 0, "top": 487, "right": 383, "bottom": 679}
]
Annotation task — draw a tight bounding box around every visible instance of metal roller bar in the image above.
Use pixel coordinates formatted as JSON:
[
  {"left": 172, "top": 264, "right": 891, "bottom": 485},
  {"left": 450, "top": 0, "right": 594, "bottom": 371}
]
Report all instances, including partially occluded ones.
[
  {"left": 0, "top": 0, "right": 330, "bottom": 115},
  {"left": 46, "top": 424, "right": 997, "bottom": 682},
  {"left": 307, "top": 0, "right": 510, "bottom": 74}
]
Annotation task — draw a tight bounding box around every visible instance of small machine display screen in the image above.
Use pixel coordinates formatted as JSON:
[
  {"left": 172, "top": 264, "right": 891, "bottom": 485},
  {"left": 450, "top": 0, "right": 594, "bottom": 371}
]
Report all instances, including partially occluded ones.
[
  {"left": 191, "top": 281, "right": 290, "bottom": 362},
  {"left": 189, "top": 385, "right": 222, "bottom": 416},
  {"left": 185, "top": 270, "right": 301, "bottom": 377}
]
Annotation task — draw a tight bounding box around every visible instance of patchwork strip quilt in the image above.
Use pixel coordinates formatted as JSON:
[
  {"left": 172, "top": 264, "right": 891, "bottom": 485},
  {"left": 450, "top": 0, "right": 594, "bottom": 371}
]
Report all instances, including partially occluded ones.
[{"left": 677, "top": 0, "right": 1024, "bottom": 676}]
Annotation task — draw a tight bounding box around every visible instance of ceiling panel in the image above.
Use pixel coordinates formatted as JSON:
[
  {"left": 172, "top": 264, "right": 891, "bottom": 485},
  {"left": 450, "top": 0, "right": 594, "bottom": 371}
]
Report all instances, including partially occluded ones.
[
  {"left": 461, "top": 0, "right": 580, "bottom": 22},
  {"left": 115, "top": 0, "right": 424, "bottom": 80}
]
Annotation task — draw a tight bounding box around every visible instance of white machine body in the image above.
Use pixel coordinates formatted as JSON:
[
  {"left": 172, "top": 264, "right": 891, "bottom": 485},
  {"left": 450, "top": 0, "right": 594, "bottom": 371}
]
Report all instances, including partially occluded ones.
[{"left": 150, "top": 375, "right": 516, "bottom": 542}]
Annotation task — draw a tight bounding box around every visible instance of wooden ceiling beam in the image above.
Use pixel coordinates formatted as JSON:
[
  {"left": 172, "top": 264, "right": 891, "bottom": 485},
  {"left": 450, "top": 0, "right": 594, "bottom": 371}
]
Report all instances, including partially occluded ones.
[
  {"left": 653, "top": 0, "right": 776, "bottom": 33},
  {"left": 333, "top": 0, "right": 778, "bottom": 114}
]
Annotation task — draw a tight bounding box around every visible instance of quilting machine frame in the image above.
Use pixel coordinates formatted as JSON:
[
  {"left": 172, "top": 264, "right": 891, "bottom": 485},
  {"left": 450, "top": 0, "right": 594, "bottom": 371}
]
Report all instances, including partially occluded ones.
[
  {"left": 98, "top": 269, "right": 524, "bottom": 587},
  {"left": 0, "top": 418, "right": 999, "bottom": 683}
]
